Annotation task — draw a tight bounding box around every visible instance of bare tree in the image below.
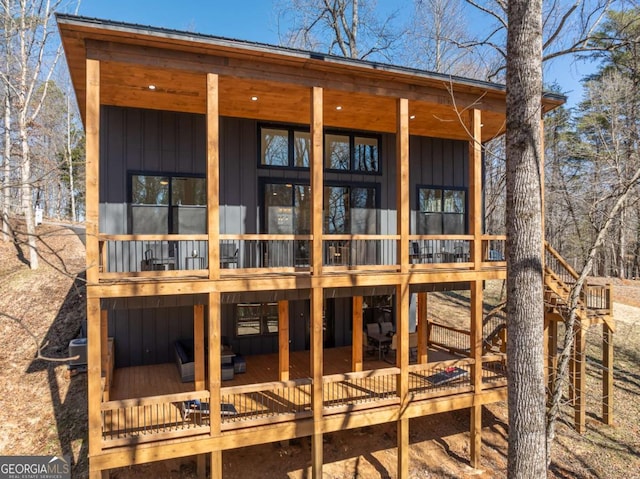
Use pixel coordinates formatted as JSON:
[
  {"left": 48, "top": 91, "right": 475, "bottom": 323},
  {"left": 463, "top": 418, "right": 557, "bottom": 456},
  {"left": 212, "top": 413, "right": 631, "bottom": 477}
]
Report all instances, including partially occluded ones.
[
  {"left": 275, "top": 0, "right": 403, "bottom": 60},
  {"left": 0, "top": 0, "right": 80, "bottom": 267}
]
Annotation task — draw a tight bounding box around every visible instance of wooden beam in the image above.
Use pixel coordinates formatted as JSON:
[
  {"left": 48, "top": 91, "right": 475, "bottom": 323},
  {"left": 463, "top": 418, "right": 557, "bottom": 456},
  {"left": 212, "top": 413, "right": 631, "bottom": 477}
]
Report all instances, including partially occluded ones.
[
  {"left": 469, "top": 109, "right": 483, "bottom": 267},
  {"left": 470, "top": 281, "right": 483, "bottom": 391},
  {"left": 311, "top": 286, "right": 324, "bottom": 479},
  {"left": 417, "top": 293, "right": 428, "bottom": 363},
  {"left": 603, "top": 322, "right": 614, "bottom": 425},
  {"left": 87, "top": 298, "right": 102, "bottom": 462},
  {"left": 207, "top": 73, "right": 221, "bottom": 280},
  {"left": 279, "top": 300, "right": 290, "bottom": 381},
  {"left": 210, "top": 451, "right": 222, "bottom": 479},
  {"left": 311, "top": 86, "right": 323, "bottom": 275},
  {"left": 208, "top": 292, "right": 222, "bottom": 435},
  {"left": 396, "top": 98, "right": 409, "bottom": 273},
  {"left": 194, "top": 304, "right": 205, "bottom": 390},
  {"left": 574, "top": 322, "right": 587, "bottom": 433},
  {"left": 85, "top": 58, "right": 100, "bottom": 285},
  {"left": 397, "top": 417, "right": 409, "bottom": 479},
  {"left": 100, "top": 309, "right": 109, "bottom": 400},
  {"left": 352, "top": 296, "right": 363, "bottom": 372},
  {"left": 470, "top": 405, "right": 482, "bottom": 469}
]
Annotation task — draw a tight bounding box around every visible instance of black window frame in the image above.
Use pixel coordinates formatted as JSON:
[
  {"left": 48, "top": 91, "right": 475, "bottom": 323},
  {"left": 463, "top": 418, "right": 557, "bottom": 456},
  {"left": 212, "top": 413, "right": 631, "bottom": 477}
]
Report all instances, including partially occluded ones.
[
  {"left": 235, "top": 302, "right": 279, "bottom": 337},
  {"left": 415, "top": 185, "right": 468, "bottom": 235},
  {"left": 128, "top": 170, "right": 206, "bottom": 234},
  {"left": 258, "top": 123, "right": 382, "bottom": 175}
]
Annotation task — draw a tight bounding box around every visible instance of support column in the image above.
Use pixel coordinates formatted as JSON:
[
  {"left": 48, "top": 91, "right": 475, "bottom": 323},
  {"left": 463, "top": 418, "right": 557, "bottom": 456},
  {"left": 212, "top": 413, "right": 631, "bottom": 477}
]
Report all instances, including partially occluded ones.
[
  {"left": 279, "top": 300, "right": 290, "bottom": 381},
  {"left": 194, "top": 304, "right": 205, "bottom": 390},
  {"left": 206, "top": 73, "right": 221, "bottom": 280},
  {"left": 310, "top": 86, "right": 324, "bottom": 275},
  {"left": 87, "top": 298, "right": 102, "bottom": 479},
  {"left": 311, "top": 287, "right": 324, "bottom": 479},
  {"left": 100, "top": 309, "right": 109, "bottom": 401},
  {"left": 85, "top": 59, "right": 100, "bottom": 285},
  {"left": 469, "top": 109, "right": 483, "bottom": 267},
  {"left": 547, "top": 318, "right": 558, "bottom": 394},
  {"left": 603, "top": 322, "right": 614, "bottom": 425},
  {"left": 208, "top": 292, "right": 222, "bottom": 478},
  {"left": 470, "top": 280, "right": 483, "bottom": 468},
  {"left": 396, "top": 281, "right": 410, "bottom": 478},
  {"left": 396, "top": 98, "right": 409, "bottom": 273},
  {"left": 417, "top": 292, "right": 428, "bottom": 363},
  {"left": 574, "top": 321, "right": 587, "bottom": 433},
  {"left": 352, "top": 296, "right": 363, "bottom": 372}
]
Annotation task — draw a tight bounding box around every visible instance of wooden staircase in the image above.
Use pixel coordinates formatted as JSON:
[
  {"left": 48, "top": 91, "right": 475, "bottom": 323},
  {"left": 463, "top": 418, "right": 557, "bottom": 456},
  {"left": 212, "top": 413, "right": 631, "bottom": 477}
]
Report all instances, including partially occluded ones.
[{"left": 543, "top": 242, "right": 615, "bottom": 432}]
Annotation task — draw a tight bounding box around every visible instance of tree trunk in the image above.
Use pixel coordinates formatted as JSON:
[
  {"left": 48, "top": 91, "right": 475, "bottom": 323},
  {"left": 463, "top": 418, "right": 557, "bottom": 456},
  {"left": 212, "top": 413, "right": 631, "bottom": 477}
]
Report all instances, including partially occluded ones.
[
  {"left": 2, "top": 90, "right": 10, "bottom": 242},
  {"left": 20, "top": 120, "right": 38, "bottom": 270},
  {"left": 506, "top": 0, "right": 547, "bottom": 477}
]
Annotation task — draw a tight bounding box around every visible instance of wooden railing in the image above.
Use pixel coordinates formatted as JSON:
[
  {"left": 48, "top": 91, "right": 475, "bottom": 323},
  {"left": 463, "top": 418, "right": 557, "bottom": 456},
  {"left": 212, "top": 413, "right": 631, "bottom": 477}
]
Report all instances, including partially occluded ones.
[
  {"left": 322, "top": 367, "right": 400, "bottom": 412},
  {"left": 481, "top": 354, "right": 508, "bottom": 386},
  {"left": 544, "top": 242, "right": 612, "bottom": 315},
  {"left": 481, "top": 235, "right": 506, "bottom": 263},
  {"left": 428, "top": 322, "right": 470, "bottom": 355},
  {"left": 408, "top": 235, "right": 473, "bottom": 267},
  {"left": 408, "top": 359, "right": 473, "bottom": 397},
  {"left": 220, "top": 378, "right": 313, "bottom": 429},
  {"left": 101, "top": 390, "right": 210, "bottom": 447}
]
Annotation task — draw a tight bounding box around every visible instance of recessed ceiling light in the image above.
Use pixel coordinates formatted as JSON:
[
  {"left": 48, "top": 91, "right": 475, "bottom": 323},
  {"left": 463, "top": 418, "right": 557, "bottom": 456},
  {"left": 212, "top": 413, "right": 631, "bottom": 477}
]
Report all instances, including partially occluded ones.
[
  {"left": 251, "top": 96, "right": 258, "bottom": 101},
  {"left": 336, "top": 105, "right": 342, "bottom": 110},
  {"left": 148, "top": 84, "right": 156, "bottom": 90},
  {"left": 410, "top": 115, "right": 416, "bottom": 120}
]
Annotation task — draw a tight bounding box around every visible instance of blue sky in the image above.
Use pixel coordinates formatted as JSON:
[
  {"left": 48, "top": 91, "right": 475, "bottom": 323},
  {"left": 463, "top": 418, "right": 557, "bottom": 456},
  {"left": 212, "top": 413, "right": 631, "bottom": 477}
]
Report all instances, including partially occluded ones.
[{"left": 75, "top": 0, "right": 594, "bottom": 109}]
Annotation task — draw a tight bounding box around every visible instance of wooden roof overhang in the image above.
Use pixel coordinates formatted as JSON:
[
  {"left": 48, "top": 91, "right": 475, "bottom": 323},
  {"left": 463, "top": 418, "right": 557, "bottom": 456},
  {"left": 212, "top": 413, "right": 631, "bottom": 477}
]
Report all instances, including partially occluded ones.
[{"left": 57, "top": 14, "right": 565, "bottom": 142}]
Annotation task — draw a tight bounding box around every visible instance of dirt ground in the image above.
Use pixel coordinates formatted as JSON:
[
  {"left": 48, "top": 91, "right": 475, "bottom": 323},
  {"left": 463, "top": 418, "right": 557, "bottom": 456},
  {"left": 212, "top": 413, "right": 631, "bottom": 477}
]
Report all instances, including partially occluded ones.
[{"left": 1, "top": 222, "right": 639, "bottom": 478}]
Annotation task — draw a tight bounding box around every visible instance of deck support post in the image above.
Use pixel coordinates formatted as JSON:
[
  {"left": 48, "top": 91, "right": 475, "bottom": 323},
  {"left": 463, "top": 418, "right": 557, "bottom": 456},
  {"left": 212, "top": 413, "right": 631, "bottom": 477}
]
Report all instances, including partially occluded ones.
[
  {"left": 194, "top": 304, "right": 205, "bottom": 391},
  {"left": 352, "top": 296, "right": 363, "bottom": 372},
  {"left": 573, "top": 321, "right": 587, "bottom": 433},
  {"left": 206, "top": 73, "right": 220, "bottom": 280},
  {"left": 196, "top": 454, "right": 206, "bottom": 479},
  {"left": 279, "top": 300, "right": 290, "bottom": 381},
  {"left": 100, "top": 309, "right": 109, "bottom": 400},
  {"left": 469, "top": 109, "right": 482, "bottom": 268},
  {"left": 210, "top": 451, "right": 222, "bottom": 479},
  {"left": 470, "top": 280, "right": 483, "bottom": 467},
  {"left": 417, "top": 292, "right": 428, "bottom": 363},
  {"left": 311, "top": 286, "right": 324, "bottom": 479},
  {"left": 603, "top": 321, "right": 614, "bottom": 425},
  {"left": 396, "top": 281, "right": 410, "bottom": 478}
]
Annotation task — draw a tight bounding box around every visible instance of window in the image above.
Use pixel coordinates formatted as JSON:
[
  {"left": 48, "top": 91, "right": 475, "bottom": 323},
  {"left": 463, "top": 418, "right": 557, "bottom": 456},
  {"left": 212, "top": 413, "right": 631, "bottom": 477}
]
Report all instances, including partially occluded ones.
[
  {"left": 264, "top": 183, "right": 311, "bottom": 234},
  {"left": 324, "top": 185, "right": 378, "bottom": 234},
  {"left": 130, "top": 173, "right": 206, "bottom": 234},
  {"left": 236, "top": 303, "right": 278, "bottom": 336},
  {"left": 417, "top": 187, "right": 466, "bottom": 234},
  {"left": 259, "top": 125, "right": 380, "bottom": 173},
  {"left": 260, "top": 126, "right": 310, "bottom": 167}
]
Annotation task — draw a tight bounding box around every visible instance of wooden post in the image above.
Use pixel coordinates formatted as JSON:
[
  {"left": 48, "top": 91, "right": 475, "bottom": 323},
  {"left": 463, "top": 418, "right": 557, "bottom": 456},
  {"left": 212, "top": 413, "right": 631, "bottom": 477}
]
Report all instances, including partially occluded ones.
[
  {"left": 352, "top": 296, "right": 363, "bottom": 372},
  {"left": 208, "top": 291, "right": 222, "bottom": 477},
  {"left": 603, "top": 322, "right": 614, "bottom": 425},
  {"left": 417, "top": 292, "right": 428, "bottom": 363},
  {"left": 197, "top": 455, "right": 206, "bottom": 479},
  {"left": 85, "top": 58, "right": 100, "bottom": 285},
  {"left": 574, "top": 321, "right": 587, "bottom": 433},
  {"left": 210, "top": 451, "right": 222, "bottom": 479},
  {"left": 470, "top": 280, "right": 483, "bottom": 467},
  {"left": 547, "top": 318, "right": 558, "bottom": 394},
  {"left": 194, "top": 304, "right": 205, "bottom": 391},
  {"left": 279, "top": 300, "right": 290, "bottom": 381},
  {"left": 396, "top": 98, "right": 409, "bottom": 273},
  {"left": 396, "top": 281, "right": 409, "bottom": 478},
  {"left": 311, "top": 287, "right": 324, "bottom": 479},
  {"left": 100, "top": 309, "right": 109, "bottom": 400},
  {"left": 207, "top": 73, "right": 221, "bottom": 280},
  {"left": 469, "top": 109, "right": 482, "bottom": 268},
  {"left": 310, "top": 86, "right": 324, "bottom": 275},
  {"left": 87, "top": 297, "right": 102, "bottom": 477}
]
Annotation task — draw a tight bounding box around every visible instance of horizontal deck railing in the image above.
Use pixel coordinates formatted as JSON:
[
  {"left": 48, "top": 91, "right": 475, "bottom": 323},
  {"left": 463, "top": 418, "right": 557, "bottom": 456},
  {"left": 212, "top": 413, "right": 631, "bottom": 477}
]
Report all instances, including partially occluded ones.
[
  {"left": 408, "top": 235, "right": 473, "bottom": 267},
  {"left": 481, "top": 354, "right": 508, "bottom": 386},
  {"left": 408, "top": 359, "right": 474, "bottom": 396},
  {"left": 481, "top": 235, "right": 506, "bottom": 264},
  {"left": 428, "top": 322, "right": 470, "bottom": 355},
  {"left": 220, "top": 378, "right": 313, "bottom": 428},
  {"left": 322, "top": 367, "right": 400, "bottom": 412},
  {"left": 323, "top": 235, "right": 399, "bottom": 270},
  {"left": 101, "top": 390, "right": 210, "bottom": 447}
]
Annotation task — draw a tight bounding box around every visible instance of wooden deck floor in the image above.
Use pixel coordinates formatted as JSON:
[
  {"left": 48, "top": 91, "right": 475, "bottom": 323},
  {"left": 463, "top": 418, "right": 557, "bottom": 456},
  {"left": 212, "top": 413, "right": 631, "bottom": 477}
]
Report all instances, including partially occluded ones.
[{"left": 110, "top": 346, "right": 457, "bottom": 400}]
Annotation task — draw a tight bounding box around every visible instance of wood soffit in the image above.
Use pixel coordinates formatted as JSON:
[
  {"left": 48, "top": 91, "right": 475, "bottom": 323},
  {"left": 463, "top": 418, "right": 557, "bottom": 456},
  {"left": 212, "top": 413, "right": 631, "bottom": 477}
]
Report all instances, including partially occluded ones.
[{"left": 58, "top": 15, "right": 564, "bottom": 142}]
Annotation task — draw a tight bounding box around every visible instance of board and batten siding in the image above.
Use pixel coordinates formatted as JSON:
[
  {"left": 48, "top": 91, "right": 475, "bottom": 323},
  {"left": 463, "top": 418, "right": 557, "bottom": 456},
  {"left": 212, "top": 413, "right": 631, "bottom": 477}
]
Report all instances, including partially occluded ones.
[{"left": 98, "top": 106, "right": 470, "bottom": 362}]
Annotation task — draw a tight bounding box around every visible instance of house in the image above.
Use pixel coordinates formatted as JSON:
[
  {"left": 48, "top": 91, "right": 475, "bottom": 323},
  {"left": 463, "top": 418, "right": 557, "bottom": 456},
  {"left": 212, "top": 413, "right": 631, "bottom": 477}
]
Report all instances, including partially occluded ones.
[{"left": 56, "top": 14, "right": 614, "bottom": 479}]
